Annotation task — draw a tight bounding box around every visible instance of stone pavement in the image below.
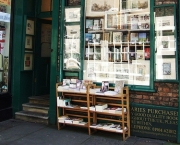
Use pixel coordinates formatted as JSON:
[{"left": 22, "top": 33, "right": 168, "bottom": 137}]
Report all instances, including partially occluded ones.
[{"left": 0, "top": 119, "right": 179, "bottom": 145}]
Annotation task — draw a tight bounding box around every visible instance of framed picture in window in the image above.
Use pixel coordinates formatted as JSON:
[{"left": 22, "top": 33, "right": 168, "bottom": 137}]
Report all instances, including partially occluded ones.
[
  {"left": 86, "top": 0, "right": 119, "bottom": 16},
  {"left": 67, "top": 0, "right": 81, "bottom": 6},
  {"left": 26, "top": 19, "right": 34, "bottom": 35},
  {"left": 66, "top": 25, "right": 80, "bottom": 39},
  {"left": 156, "top": 57, "right": 176, "bottom": 80},
  {"left": 25, "top": 36, "right": 33, "bottom": 49},
  {"left": 24, "top": 53, "right": 33, "bottom": 70},
  {"left": 65, "top": 7, "right": 81, "bottom": 22},
  {"left": 105, "top": 10, "right": 119, "bottom": 29},
  {"left": 112, "top": 32, "right": 123, "bottom": 44}
]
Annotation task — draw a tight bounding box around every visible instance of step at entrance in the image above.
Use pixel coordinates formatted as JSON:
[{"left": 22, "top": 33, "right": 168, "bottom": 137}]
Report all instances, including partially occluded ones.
[{"left": 15, "top": 95, "right": 50, "bottom": 125}]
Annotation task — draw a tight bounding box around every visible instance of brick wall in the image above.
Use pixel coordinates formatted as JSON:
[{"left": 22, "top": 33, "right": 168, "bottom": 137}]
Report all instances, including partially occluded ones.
[{"left": 129, "top": 82, "right": 179, "bottom": 108}]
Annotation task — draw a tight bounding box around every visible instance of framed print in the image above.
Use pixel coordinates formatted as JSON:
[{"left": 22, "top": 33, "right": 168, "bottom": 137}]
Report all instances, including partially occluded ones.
[
  {"left": 66, "top": 25, "right": 80, "bottom": 39},
  {"left": 24, "top": 53, "right": 33, "bottom": 70},
  {"left": 114, "top": 63, "right": 134, "bottom": 84},
  {"left": 132, "top": 60, "right": 150, "bottom": 86},
  {"left": 155, "top": 16, "right": 174, "bottom": 31},
  {"left": 156, "top": 35, "right": 175, "bottom": 55},
  {"left": 105, "top": 11, "right": 119, "bottom": 29},
  {"left": 65, "top": 39, "right": 80, "bottom": 54},
  {"left": 67, "top": 0, "right": 80, "bottom": 6},
  {"left": 86, "top": 0, "right": 119, "bottom": 16},
  {"left": 131, "top": 0, "right": 149, "bottom": 11},
  {"left": 65, "top": 7, "right": 81, "bottom": 22},
  {"left": 25, "top": 36, "right": 33, "bottom": 49},
  {"left": 112, "top": 32, "right": 123, "bottom": 44},
  {"left": 26, "top": 19, "right": 34, "bottom": 35},
  {"left": 156, "top": 57, "right": 176, "bottom": 80}
]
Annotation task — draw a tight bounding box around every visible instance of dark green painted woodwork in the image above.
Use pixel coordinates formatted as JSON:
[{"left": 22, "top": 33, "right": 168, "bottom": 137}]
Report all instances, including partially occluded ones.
[
  {"left": 24, "top": 0, "right": 35, "bottom": 16},
  {"left": 12, "top": 0, "right": 25, "bottom": 115},
  {"left": 130, "top": 103, "right": 178, "bottom": 141},
  {"left": 48, "top": 0, "right": 60, "bottom": 125}
]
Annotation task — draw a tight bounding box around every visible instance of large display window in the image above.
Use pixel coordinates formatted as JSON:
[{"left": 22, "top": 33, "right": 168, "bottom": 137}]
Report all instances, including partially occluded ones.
[
  {"left": 0, "top": 1, "right": 11, "bottom": 92},
  {"left": 84, "top": 0, "right": 151, "bottom": 86}
]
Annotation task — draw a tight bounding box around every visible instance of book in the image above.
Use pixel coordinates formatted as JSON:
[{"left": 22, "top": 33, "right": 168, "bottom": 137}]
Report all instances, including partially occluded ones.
[
  {"left": 95, "top": 103, "right": 108, "bottom": 112},
  {"left": 86, "top": 19, "right": 93, "bottom": 29},
  {"left": 109, "top": 107, "right": 118, "bottom": 113},
  {"left": 114, "top": 81, "right": 124, "bottom": 94},
  {"left": 130, "top": 33, "right": 138, "bottom": 43},
  {"left": 136, "top": 50, "right": 144, "bottom": 60},
  {"left": 64, "top": 117, "right": 73, "bottom": 123},
  {"left": 138, "top": 33, "right": 146, "bottom": 44},
  {"left": 76, "top": 80, "right": 83, "bottom": 90},
  {"left": 85, "top": 33, "right": 92, "bottom": 43},
  {"left": 72, "top": 118, "right": 83, "bottom": 124},
  {"left": 90, "top": 123, "right": 97, "bottom": 128},
  {"left": 145, "top": 48, "right": 150, "bottom": 60},
  {"left": 100, "top": 81, "right": 109, "bottom": 92},
  {"left": 131, "top": 16, "right": 138, "bottom": 29},
  {"left": 58, "top": 115, "right": 69, "bottom": 123},
  {"left": 63, "top": 79, "right": 70, "bottom": 86},
  {"left": 122, "top": 47, "right": 128, "bottom": 61}
]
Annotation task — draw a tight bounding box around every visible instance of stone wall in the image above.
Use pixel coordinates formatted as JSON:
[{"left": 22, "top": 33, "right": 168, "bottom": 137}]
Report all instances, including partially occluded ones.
[{"left": 130, "top": 82, "right": 179, "bottom": 108}]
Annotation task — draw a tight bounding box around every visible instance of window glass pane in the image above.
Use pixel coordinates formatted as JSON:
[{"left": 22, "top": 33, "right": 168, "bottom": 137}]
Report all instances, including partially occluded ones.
[
  {"left": 0, "top": 0, "right": 11, "bottom": 92},
  {"left": 84, "top": 0, "right": 150, "bottom": 86}
]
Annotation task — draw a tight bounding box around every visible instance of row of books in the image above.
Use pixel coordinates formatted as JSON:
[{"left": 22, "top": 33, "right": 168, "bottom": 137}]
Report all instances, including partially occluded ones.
[
  {"left": 90, "top": 123, "right": 127, "bottom": 132},
  {"left": 85, "top": 32, "right": 150, "bottom": 44},
  {"left": 58, "top": 115, "right": 87, "bottom": 125},
  {"left": 61, "top": 79, "right": 125, "bottom": 95}
]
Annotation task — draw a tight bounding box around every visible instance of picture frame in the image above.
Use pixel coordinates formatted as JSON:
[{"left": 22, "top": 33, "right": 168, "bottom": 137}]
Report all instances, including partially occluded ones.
[
  {"left": 26, "top": 19, "right": 34, "bottom": 35},
  {"left": 86, "top": 0, "right": 119, "bottom": 16},
  {"left": 67, "top": 0, "right": 81, "bottom": 6},
  {"left": 132, "top": 60, "right": 150, "bottom": 86},
  {"left": 156, "top": 57, "right": 176, "bottom": 80},
  {"left": 65, "top": 7, "right": 81, "bottom": 22},
  {"left": 129, "top": 13, "right": 150, "bottom": 30},
  {"left": 114, "top": 63, "right": 134, "bottom": 84},
  {"left": 105, "top": 10, "right": 119, "bottom": 29},
  {"left": 155, "top": 16, "right": 174, "bottom": 31},
  {"left": 131, "top": 0, "right": 149, "bottom": 11},
  {"left": 25, "top": 36, "right": 33, "bottom": 49},
  {"left": 112, "top": 32, "right": 123, "bottom": 44},
  {"left": 66, "top": 25, "right": 80, "bottom": 39},
  {"left": 65, "top": 39, "right": 80, "bottom": 54},
  {"left": 24, "top": 53, "right": 33, "bottom": 70},
  {"left": 156, "top": 35, "right": 175, "bottom": 55}
]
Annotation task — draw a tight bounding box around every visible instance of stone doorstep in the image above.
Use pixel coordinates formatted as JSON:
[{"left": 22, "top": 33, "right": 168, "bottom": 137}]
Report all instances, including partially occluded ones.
[
  {"left": 15, "top": 110, "right": 49, "bottom": 119},
  {"left": 28, "top": 96, "right": 50, "bottom": 106},
  {"left": 22, "top": 103, "right": 49, "bottom": 114},
  {"left": 22, "top": 103, "right": 49, "bottom": 110}
]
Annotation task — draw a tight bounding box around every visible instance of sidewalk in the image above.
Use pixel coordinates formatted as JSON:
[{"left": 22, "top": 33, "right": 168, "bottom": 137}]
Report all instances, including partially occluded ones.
[{"left": 0, "top": 119, "right": 179, "bottom": 145}]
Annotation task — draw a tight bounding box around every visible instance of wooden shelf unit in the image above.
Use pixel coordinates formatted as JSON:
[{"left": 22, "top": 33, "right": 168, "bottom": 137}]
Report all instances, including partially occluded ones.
[{"left": 56, "top": 83, "right": 130, "bottom": 141}]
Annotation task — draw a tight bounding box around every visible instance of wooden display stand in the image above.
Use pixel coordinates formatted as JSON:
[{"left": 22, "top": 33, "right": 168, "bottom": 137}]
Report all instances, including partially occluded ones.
[{"left": 56, "top": 83, "right": 130, "bottom": 141}]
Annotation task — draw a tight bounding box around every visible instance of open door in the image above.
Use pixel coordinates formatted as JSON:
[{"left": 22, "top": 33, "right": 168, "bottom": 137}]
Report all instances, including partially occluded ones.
[{"left": 33, "top": 19, "right": 52, "bottom": 96}]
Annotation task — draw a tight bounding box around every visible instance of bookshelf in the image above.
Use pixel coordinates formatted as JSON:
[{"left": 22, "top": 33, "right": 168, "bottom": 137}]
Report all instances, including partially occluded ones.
[{"left": 56, "top": 82, "right": 130, "bottom": 141}]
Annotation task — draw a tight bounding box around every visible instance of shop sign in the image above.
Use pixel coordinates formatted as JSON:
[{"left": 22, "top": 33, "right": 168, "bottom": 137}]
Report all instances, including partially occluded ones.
[{"left": 130, "top": 103, "right": 178, "bottom": 141}]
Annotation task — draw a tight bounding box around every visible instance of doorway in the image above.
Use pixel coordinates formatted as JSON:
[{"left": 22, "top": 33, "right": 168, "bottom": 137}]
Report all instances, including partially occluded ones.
[{"left": 33, "top": 19, "right": 52, "bottom": 96}]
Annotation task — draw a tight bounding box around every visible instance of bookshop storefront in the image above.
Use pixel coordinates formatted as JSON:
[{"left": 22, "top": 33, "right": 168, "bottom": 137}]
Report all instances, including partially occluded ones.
[
  {"left": 59, "top": 0, "right": 179, "bottom": 142},
  {"left": 11, "top": 0, "right": 180, "bottom": 143}
]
